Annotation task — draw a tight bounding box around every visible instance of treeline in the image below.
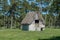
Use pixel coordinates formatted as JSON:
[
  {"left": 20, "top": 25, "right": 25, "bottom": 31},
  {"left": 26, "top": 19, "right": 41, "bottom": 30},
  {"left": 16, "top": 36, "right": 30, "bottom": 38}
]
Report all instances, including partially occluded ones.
[{"left": 0, "top": 0, "right": 60, "bottom": 29}]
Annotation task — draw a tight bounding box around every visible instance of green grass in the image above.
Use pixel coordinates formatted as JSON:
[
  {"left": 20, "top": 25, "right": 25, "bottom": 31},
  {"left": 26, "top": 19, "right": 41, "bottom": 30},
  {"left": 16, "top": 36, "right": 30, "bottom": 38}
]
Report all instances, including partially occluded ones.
[{"left": 0, "top": 28, "right": 60, "bottom": 40}]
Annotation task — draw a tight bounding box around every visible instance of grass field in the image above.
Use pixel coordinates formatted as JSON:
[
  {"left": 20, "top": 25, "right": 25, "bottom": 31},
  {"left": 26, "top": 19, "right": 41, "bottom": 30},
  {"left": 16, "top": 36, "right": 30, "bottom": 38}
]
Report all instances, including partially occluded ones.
[{"left": 0, "top": 28, "right": 60, "bottom": 40}]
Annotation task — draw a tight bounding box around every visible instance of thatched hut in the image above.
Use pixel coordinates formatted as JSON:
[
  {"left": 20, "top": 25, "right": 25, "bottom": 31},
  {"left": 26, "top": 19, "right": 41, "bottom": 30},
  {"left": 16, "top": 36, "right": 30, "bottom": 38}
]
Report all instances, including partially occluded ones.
[{"left": 21, "top": 11, "right": 45, "bottom": 31}]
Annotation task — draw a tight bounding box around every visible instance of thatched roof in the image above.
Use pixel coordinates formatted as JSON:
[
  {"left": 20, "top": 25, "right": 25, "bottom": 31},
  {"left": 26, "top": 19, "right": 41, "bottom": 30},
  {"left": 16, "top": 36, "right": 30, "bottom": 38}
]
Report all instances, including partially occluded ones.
[{"left": 21, "top": 11, "right": 45, "bottom": 24}]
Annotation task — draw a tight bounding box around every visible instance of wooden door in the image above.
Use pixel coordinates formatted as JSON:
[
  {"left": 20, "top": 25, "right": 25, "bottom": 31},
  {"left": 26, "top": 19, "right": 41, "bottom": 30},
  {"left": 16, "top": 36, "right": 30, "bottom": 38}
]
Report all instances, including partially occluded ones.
[{"left": 22, "top": 24, "right": 29, "bottom": 31}]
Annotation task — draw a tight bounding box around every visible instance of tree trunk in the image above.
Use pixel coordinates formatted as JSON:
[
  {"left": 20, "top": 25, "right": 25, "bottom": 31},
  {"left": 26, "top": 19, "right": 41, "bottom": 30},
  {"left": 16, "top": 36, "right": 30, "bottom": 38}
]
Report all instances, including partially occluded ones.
[
  {"left": 11, "top": 16, "right": 13, "bottom": 29},
  {"left": 14, "top": 21, "right": 16, "bottom": 28}
]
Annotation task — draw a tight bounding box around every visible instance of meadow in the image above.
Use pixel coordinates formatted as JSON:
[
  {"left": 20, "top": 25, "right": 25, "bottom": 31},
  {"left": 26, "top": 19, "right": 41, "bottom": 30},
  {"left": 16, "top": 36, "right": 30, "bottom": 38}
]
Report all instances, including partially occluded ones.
[{"left": 0, "top": 28, "right": 60, "bottom": 40}]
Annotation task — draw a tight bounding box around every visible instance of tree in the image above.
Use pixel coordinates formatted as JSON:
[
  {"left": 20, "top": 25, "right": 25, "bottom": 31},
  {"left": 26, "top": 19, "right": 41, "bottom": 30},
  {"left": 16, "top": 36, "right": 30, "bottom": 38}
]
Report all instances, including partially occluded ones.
[
  {"left": 7, "top": 2, "right": 18, "bottom": 28},
  {"left": 0, "top": 0, "right": 44, "bottom": 29},
  {"left": 49, "top": 0, "right": 60, "bottom": 27}
]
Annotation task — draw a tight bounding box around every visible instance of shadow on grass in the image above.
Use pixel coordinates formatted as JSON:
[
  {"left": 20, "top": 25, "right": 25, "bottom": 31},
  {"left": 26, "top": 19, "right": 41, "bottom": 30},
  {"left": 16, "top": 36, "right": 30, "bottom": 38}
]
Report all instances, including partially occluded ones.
[{"left": 38, "top": 36, "right": 60, "bottom": 40}]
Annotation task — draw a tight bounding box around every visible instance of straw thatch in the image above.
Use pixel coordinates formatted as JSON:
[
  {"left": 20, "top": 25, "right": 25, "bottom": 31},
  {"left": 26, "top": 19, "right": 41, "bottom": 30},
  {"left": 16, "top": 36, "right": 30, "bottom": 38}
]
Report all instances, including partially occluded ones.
[{"left": 21, "top": 11, "right": 45, "bottom": 24}]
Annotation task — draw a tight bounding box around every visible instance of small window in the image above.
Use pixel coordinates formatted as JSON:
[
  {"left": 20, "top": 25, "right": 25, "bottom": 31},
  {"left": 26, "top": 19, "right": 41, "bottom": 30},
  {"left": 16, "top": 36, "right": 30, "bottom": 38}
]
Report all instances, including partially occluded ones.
[{"left": 35, "top": 20, "right": 39, "bottom": 23}]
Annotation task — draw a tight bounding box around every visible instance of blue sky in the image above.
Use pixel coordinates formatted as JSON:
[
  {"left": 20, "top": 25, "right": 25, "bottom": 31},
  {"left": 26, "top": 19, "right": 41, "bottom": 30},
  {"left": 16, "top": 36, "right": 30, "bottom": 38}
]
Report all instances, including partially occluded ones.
[
  {"left": 7, "top": 0, "right": 47, "bottom": 15},
  {"left": 7, "top": 0, "right": 50, "bottom": 8},
  {"left": 6, "top": 0, "right": 51, "bottom": 14},
  {"left": 1, "top": 0, "right": 59, "bottom": 15},
  {"left": 8, "top": 0, "right": 11, "bottom": 5}
]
